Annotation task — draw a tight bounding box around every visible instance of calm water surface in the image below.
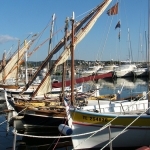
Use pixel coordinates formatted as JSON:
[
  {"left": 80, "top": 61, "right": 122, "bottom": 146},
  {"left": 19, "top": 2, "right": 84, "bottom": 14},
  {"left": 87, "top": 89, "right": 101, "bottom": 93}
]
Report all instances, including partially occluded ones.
[{"left": 0, "top": 76, "right": 148, "bottom": 150}]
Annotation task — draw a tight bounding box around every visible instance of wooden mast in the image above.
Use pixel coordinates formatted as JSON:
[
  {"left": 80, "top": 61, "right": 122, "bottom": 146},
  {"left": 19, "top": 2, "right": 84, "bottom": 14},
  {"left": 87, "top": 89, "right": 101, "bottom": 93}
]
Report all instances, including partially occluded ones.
[
  {"left": 70, "top": 12, "right": 75, "bottom": 106},
  {"left": 61, "top": 17, "right": 69, "bottom": 102}
]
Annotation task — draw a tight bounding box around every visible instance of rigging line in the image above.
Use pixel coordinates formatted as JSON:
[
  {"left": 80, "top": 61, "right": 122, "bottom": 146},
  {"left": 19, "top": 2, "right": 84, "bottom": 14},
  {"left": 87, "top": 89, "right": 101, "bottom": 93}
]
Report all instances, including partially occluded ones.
[
  {"left": 121, "top": 0, "right": 129, "bottom": 29},
  {"left": 28, "top": 16, "right": 57, "bottom": 60},
  {"left": 6, "top": 33, "right": 32, "bottom": 61},
  {"left": 51, "top": 102, "right": 71, "bottom": 150},
  {"left": 73, "top": 91, "right": 150, "bottom": 148},
  {"left": 76, "top": 7, "right": 95, "bottom": 19},
  {"left": 99, "top": 14, "right": 114, "bottom": 60},
  {"left": 98, "top": 0, "right": 119, "bottom": 61},
  {"left": 101, "top": 105, "right": 150, "bottom": 150},
  {"left": 97, "top": 0, "right": 119, "bottom": 61},
  {"left": 96, "top": 12, "right": 109, "bottom": 61},
  {"left": 28, "top": 26, "right": 64, "bottom": 58}
]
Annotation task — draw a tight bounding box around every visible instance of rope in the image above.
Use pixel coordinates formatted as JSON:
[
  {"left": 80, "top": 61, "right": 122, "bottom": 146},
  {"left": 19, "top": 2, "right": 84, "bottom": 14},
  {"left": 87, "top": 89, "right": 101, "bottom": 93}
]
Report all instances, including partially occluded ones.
[
  {"left": 12, "top": 101, "right": 108, "bottom": 139},
  {"left": 12, "top": 92, "right": 147, "bottom": 137},
  {"left": 101, "top": 105, "right": 150, "bottom": 150},
  {"left": 13, "top": 123, "right": 109, "bottom": 139}
]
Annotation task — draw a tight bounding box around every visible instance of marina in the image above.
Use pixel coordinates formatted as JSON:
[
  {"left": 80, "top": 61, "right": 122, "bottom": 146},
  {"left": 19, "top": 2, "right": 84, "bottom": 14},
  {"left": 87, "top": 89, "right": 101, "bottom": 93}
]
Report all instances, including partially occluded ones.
[
  {"left": 0, "top": 0, "right": 150, "bottom": 149},
  {"left": 0, "top": 76, "right": 149, "bottom": 149}
]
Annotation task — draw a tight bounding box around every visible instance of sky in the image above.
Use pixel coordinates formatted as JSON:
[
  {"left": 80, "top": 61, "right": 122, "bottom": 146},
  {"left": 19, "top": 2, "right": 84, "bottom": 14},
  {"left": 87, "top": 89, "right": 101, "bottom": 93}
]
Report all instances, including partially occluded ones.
[{"left": 0, "top": 0, "right": 148, "bottom": 62}]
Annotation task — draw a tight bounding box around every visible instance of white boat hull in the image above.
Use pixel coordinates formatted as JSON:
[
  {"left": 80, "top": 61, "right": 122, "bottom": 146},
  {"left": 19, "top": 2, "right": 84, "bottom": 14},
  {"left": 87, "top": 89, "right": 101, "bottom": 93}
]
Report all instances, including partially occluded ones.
[
  {"left": 114, "top": 70, "right": 133, "bottom": 77},
  {"left": 71, "top": 123, "right": 150, "bottom": 149},
  {"left": 133, "top": 68, "right": 148, "bottom": 77}
]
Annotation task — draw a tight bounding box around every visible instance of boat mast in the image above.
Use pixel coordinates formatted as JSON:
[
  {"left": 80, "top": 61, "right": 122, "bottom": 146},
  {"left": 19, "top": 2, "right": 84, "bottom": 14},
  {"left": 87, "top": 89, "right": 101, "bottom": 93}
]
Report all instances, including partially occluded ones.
[
  {"left": 16, "top": 40, "right": 20, "bottom": 86},
  {"left": 147, "top": 0, "right": 150, "bottom": 115},
  {"left": 70, "top": 12, "right": 75, "bottom": 106},
  {"left": 24, "top": 40, "right": 28, "bottom": 84},
  {"left": 48, "top": 13, "right": 55, "bottom": 70},
  {"left": 61, "top": 17, "right": 69, "bottom": 102}
]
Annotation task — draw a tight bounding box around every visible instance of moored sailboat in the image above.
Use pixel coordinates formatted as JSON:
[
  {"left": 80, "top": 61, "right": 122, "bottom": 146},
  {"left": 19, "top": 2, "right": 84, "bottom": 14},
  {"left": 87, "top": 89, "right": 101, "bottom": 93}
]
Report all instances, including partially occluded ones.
[
  {"left": 5, "top": 0, "right": 113, "bottom": 129},
  {"left": 64, "top": 1, "right": 150, "bottom": 149}
]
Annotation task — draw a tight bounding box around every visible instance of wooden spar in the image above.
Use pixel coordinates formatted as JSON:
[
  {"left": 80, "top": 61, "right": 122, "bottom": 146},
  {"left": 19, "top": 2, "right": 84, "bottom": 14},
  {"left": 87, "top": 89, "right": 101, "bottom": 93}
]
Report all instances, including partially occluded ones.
[
  {"left": 70, "top": 12, "right": 75, "bottom": 106},
  {"left": 21, "top": 0, "right": 112, "bottom": 95},
  {"left": 61, "top": 17, "right": 69, "bottom": 102},
  {"left": 25, "top": 40, "right": 28, "bottom": 84}
]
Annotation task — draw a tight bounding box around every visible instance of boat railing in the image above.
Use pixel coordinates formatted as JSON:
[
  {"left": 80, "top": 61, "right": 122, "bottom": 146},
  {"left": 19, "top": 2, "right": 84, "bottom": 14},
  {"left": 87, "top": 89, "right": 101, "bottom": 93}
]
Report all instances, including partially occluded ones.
[{"left": 98, "top": 101, "right": 147, "bottom": 114}]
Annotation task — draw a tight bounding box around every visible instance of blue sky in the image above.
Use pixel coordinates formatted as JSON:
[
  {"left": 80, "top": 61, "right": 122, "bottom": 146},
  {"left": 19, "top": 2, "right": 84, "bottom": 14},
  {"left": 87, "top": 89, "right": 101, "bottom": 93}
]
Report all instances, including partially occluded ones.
[{"left": 0, "top": 0, "right": 148, "bottom": 62}]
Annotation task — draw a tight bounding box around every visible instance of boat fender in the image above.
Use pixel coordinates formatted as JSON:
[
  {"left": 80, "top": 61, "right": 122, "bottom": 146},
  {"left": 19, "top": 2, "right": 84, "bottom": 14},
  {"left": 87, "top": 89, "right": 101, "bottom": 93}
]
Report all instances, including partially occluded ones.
[
  {"left": 58, "top": 124, "right": 73, "bottom": 135},
  {"left": 142, "top": 91, "right": 147, "bottom": 99}
]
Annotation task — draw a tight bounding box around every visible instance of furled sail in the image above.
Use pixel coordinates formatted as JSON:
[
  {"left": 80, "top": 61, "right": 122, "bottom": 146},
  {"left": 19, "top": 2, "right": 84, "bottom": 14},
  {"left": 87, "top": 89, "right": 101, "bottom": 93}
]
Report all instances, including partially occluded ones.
[
  {"left": 1, "top": 52, "right": 6, "bottom": 81},
  {"left": 35, "top": 75, "right": 51, "bottom": 96},
  {"left": 31, "top": 0, "right": 112, "bottom": 97},
  {"left": 0, "top": 40, "right": 32, "bottom": 83}
]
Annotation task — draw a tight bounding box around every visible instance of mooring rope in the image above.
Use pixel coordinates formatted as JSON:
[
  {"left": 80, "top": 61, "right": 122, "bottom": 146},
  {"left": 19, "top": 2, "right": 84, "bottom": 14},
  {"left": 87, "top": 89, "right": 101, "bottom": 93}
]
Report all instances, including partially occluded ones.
[{"left": 101, "top": 105, "right": 150, "bottom": 150}]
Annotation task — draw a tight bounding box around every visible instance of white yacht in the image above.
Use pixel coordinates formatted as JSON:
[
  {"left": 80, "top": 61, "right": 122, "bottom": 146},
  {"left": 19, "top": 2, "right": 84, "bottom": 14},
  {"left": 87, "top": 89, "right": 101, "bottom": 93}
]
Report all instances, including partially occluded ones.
[
  {"left": 114, "top": 61, "right": 137, "bottom": 77},
  {"left": 81, "top": 65, "right": 103, "bottom": 76},
  {"left": 132, "top": 67, "right": 148, "bottom": 77},
  {"left": 97, "top": 64, "right": 118, "bottom": 75}
]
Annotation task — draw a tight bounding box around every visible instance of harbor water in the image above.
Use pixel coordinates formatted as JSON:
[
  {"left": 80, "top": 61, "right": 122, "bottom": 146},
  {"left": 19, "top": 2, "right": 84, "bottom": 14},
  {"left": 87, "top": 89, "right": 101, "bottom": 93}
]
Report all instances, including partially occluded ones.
[{"left": 0, "top": 76, "right": 149, "bottom": 150}]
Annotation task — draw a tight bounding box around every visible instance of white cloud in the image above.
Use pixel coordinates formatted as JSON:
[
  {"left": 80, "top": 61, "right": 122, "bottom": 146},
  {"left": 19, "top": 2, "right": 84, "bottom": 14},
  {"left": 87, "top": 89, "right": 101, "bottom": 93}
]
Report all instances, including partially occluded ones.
[{"left": 0, "top": 35, "right": 18, "bottom": 44}]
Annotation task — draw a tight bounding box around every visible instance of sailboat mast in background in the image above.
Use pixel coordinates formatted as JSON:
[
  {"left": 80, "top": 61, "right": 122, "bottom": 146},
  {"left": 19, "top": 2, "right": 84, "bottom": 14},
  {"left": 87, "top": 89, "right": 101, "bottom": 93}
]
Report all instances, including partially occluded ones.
[
  {"left": 48, "top": 13, "right": 55, "bottom": 70},
  {"left": 61, "top": 17, "right": 69, "bottom": 102},
  {"left": 147, "top": 0, "right": 150, "bottom": 114},
  {"left": 70, "top": 12, "right": 75, "bottom": 106}
]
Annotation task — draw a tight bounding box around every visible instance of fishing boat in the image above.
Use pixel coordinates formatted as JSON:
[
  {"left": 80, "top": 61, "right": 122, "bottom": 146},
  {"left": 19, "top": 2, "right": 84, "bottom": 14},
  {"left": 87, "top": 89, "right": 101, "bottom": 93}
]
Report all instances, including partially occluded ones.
[
  {"left": 63, "top": 0, "right": 150, "bottom": 149},
  {"left": 65, "top": 96, "right": 148, "bottom": 149},
  {"left": 5, "top": 0, "right": 113, "bottom": 129}
]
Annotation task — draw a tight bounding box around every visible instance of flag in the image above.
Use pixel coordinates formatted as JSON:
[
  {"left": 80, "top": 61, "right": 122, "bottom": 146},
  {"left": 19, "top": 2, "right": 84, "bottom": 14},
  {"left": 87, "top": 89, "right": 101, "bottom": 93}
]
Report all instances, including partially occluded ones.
[
  {"left": 107, "top": 3, "right": 118, "bottom": 16},
  {"left": 115, "top": 21, "right": 121, "bottom": 29},
  {"left": 118, "top": 31, "right": 120, "bottom": 40}
]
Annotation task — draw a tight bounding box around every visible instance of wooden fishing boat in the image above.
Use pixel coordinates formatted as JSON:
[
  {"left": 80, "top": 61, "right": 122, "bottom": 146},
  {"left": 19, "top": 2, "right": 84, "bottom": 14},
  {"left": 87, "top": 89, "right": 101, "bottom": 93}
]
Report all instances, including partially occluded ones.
[
  {"left": 64, "top": 0, "right": 150, "bottom": 149},
  {"left": 5, "top": 0, "right": 112, "bottom": 129}
]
